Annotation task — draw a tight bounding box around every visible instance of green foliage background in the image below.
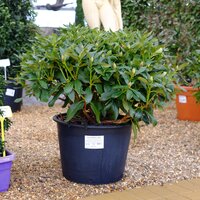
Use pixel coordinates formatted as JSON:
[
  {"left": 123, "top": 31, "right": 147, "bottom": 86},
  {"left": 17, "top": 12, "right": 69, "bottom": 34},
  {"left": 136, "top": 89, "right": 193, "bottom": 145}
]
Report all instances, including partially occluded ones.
[
  {"left": 75, "top": 0, "right": 84, "bottom": 26},
  {"left": 121, "top": 0, "right": 200, "bottom": 65},
  {"left": 0, "top": 0, "right": 38, "bottom": 78}
]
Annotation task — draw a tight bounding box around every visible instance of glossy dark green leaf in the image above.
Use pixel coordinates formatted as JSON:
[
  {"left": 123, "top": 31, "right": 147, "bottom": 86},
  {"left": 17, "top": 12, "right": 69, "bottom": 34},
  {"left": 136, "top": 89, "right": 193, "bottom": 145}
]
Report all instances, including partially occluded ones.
[
  {"left": 14, "top": 97, "right": 23, "bottom": 103},
  {"left": 132, "top": 89, "right": 146, "bottom": 102},
  {"left": 135, "top": 67, "right": 147, "bottom": 75},
  {"left": 66, "top": 101, "right": 84, "bottom": 122},
  {"left": 90, "top": 102, "right": 100, "bottom": 123},
  {"left": 68, "top": 90, "right": 75, "bottom": 102},
  {"left": 126, "top": 90, "right": 133, "bottom": 100},
  {"left": 64, "top": 83, "right": 73, "bottom": 94},
  {"left": 48, "top": 88, "right": 63, "bottom": 107},
  {"left": 74, "top": 80, "right": 82, "bottom": 95},
  {"left": 100, "top": 91, "right": 115, "bottom": 101},
  {"left": 85, "top": 87, "right": 93, "bottom": 104},
  {"left": 94, "top": 84, "right": 103, "bottom": 94},
  {"left": 40, "top": 89, "right": 49, "bottom": 102},
  {"left": 111, "top": 103, "right": 119, "bottom": 120},
  {"left": 39, "top": 80, "right": 48, "bottom": 89}
]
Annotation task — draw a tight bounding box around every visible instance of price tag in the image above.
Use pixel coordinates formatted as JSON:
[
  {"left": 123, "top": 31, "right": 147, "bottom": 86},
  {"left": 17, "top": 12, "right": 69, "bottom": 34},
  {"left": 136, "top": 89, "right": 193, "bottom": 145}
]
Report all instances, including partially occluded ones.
[
  {"left": 0, "top": 106, "right": 13, "bottom": 118},
  {"left": 178, "top": 95, "right": 187, "bottom": 103},
  {"left": 85, "top": 135, "right": 104, "bottom": 149},
  {"left": 5, "top": 88, "right": 15, "bottom": 97}
]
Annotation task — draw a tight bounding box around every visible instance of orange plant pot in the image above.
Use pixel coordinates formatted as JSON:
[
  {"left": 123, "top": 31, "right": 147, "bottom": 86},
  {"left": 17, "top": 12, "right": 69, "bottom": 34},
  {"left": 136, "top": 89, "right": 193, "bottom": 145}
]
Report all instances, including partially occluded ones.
[{"left": 176, "top": 86, "right": 200, "bottom": 121}]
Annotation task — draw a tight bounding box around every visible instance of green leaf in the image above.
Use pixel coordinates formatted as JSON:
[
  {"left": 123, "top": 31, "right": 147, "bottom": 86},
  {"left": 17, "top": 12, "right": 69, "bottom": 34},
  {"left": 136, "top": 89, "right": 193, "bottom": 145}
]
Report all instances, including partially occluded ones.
[
  {"left": 33, "top": 87, "right": 41, "bottom": 100},
  {"left": 112, "top": 90, "right": 123, "bottom": 98},
  {"left": 126, "top": 89, "right": 133, "bottom": 100},
  {"left": 101, "top": 63, "right": 111, "bottom": 68},
  {"left": 132, "top": 89, "right": 146, "bottom": 102},
  {"left": 135, "top": 109, "right": 143, "bottom": 119},
  {"left": 132, "top": 121, "right": 139, "bottom": 142},
  {"left": 90, "top": 102, "right": 100, "bottom": 123},
  {"left": 68, "top": 90, "right": 75, "bottom": 102},
  {"left": 85, "top": 87, "right": 93, "bottom": 104},
  {"left": 74, "top": 80, "right": 82, "bottom": 95},
  {"left": 129, "top": 107, "right": 136, "bottom": 118},
  {"left": 122, "top": 99, "right": 129, "bottom": 112},
  {"left": 111, "top": 103, "right": 119, "bottom": 120},
  {"left": 101, "top": 91, "right": 115, "bottom": 101},
  {"left": 66, "top": 101, "right": 84, "bottom": 122},
  {"left": 39, "top": 80, "right": 48, "bottom": 89},
  {"left": 14, "top": 97, "right": 23, "bottom": 103},
  {"left": 78, "top": 70, "right": 90, "bottom": 83},
  {"left": 48, "top": 88, "right": 63, "bottom": 107},
  {"left": 145, "top": 111, "right": 158, "bottom": 126},
  {"left": 64, "top": 83, "right": 73, "bottom": 94},
  {"left": 40, "top": 89, "right": 49, "bottom": 102},
  {"left": 138, "top": 77, "right": 148, "bottom": 84},
  {"left": 135, "top": 67, "right": 147, "bottom": 75},
  {"left": 94, "top": 84, "right": 103, "bottom": 94}
]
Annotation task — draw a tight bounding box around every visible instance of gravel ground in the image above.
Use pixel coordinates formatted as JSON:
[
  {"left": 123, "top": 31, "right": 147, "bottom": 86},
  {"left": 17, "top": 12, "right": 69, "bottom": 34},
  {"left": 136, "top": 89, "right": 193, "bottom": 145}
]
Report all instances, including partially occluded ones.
[{"left": 1, "top": 102, "right": 199, "bottom": 199}]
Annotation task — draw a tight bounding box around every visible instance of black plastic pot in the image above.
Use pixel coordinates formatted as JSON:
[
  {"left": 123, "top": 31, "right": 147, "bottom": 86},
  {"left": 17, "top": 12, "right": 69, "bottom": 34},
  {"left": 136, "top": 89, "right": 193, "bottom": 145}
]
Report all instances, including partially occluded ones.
[
  {"left": 53, "top": 114, "right": 131, "bottom": 185},
  {"left": 3, "top": 81, "right": 23, "bottom": 112}
]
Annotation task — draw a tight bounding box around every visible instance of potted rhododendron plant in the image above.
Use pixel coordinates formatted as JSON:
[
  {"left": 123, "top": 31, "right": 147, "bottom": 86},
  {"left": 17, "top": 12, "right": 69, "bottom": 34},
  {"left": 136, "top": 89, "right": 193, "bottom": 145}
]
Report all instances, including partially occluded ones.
[{"left": 17, "top": 25, "right": 175, "bottom": 184}]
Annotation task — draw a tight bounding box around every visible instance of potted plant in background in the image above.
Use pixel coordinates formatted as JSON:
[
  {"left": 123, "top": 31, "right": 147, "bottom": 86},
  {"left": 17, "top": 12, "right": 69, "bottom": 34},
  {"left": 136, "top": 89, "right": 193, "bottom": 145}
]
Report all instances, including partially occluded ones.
[
  {"left": 0, "top": 58, "right": 23, "bottom": 113},
  {"left": 17, "top": 25, "right": 175, "bottom": 184},
  {"left": 0, "top": 0, "right": 38, "bottom": 112},
  {"left": 0, "top": 75, "right": 14, "bottom": 192},
  {"left": 175, "top": 49, "right": 200, "bottom": 121}
]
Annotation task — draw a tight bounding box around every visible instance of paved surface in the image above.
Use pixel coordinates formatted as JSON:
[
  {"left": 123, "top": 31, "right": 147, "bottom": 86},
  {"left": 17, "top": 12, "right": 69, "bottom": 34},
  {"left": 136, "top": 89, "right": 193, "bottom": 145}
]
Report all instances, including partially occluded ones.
[{"left": 83, "top": 179, "right": 200, "bottom": 200}]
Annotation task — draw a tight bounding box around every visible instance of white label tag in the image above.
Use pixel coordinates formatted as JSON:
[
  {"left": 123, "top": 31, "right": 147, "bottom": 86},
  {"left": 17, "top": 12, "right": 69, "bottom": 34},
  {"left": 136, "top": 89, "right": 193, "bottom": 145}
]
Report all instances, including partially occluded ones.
[
  {"left": 5, "top": 88, "right": 15, "bottom": 97},
  {"left": 0, "top": 59, "right": 10, "bottom": 68},
  {"left": 85, "top": 135, "right": 104, "bottom": 149},
  {"left": 179, "top": 95, "right": 187, "bottom": 103},
  {"left": 0, "top": 106, "right": 13, "bottom": 118}
]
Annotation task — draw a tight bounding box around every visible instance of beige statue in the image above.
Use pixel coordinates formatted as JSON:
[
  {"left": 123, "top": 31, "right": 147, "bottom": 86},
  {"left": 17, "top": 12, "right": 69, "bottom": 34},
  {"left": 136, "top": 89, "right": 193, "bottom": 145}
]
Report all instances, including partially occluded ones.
[{"left": 82, "top": 0, "right": 123, "bottom": 32}]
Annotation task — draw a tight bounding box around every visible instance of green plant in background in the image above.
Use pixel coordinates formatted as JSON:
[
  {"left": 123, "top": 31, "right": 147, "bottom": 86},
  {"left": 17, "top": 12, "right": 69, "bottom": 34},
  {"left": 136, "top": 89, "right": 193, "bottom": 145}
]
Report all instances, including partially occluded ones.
[
  {"left": 174, "top": 49, "right": 200, "bottom": 102},
  {"left": 121, "top": 0, "right": 200, "bottom": 66},
  {"left": 75, "top": 0, "right": 84, "bottom": 26},
  {"left": 177, "top": 50, "right": 200, "bottom": 86},
  {"left": 0, "top": 75, "right": 12, "bottom": 157},
  {"left": 191, "top": 50, "right": 200, "bottom": 102},
  {"left": 122, "top": 0, "right": 148, "bottom": 31},
  {"left": 0, "top": 0, "right": 38, "bottom": 78},
  {"left": 0, "top": 76, "right": 5, "bottom": 107},
  {"left": 122, "top": 0, "right": 200, "bottom": 103},
  {"left": 17, "top": 25, "right": 175, "bottom": 139}
]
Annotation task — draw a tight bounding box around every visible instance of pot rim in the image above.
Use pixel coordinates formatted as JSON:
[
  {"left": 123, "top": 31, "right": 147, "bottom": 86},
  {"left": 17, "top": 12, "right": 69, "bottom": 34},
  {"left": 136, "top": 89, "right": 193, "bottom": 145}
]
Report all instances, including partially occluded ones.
[
  {"left": 175, "top": 85, "right": 200, "bottom": 92},
  {"left": 53, "top": 113, "right": 131, "bottom": 129},
  {"left": 0, "top": 150, "right": 15, "bottom": 163}
]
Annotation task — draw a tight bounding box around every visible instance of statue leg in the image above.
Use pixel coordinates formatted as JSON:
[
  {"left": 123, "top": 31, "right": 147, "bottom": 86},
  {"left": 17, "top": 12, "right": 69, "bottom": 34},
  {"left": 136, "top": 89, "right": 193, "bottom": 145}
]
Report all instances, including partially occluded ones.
[
  {"left": 110, "top": 0, "right": 123, "bottom": 30},
  {"left": 82, "top": 0, "right": 101, "bottom": 29},
  {"left": 99, "top": 0, "right": 119, "bottom": 31}
]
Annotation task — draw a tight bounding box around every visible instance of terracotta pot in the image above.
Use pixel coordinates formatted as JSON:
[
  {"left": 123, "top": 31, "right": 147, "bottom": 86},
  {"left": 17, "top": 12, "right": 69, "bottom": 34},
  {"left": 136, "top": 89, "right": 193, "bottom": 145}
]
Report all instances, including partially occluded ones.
[{"left": 176, "top": 86, "right": 200, "bottom": 121}]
